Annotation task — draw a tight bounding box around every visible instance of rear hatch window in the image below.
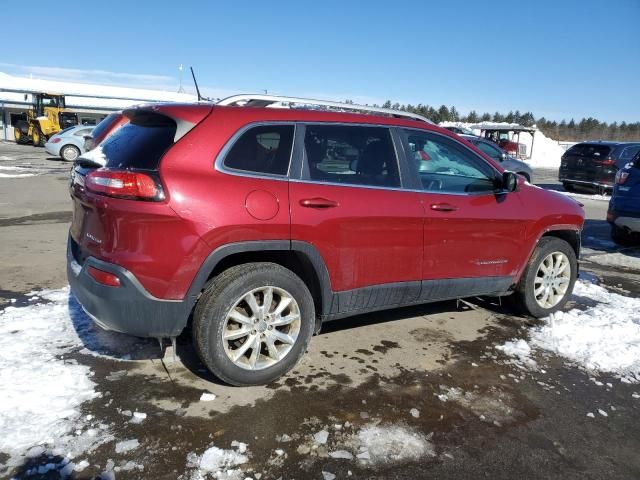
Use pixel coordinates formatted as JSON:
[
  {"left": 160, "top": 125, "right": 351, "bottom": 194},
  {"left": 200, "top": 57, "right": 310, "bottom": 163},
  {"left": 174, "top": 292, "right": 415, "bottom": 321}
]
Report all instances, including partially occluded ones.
[
  {"left": 77, "top": 111, "right": 177, "bottom": 171},
  {"left": 565, "top": 143, "right": 612, "bottom": 159}
]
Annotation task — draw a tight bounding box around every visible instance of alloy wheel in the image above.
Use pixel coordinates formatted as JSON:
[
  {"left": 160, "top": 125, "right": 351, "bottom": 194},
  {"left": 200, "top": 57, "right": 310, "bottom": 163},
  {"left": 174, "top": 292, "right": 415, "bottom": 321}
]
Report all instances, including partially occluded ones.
[{"left": 534, "top": 251, "right": 571, "bottom": 309}]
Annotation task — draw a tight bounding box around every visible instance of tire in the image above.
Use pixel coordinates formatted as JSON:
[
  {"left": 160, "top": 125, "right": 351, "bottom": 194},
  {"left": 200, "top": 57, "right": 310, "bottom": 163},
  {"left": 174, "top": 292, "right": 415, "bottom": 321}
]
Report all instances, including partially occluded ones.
[
  {"left": 32, "top": 128, "right": 45, "bottom": 147},
  {"left": 193, "top": 262, "right": 315, "bottom": 386},
  {"left": 14, "top": 122, "right": 29, "bottom": 144},
  {"left": 611, "top": 225, "right": 634, "bottom": 246},
  {"left": 60, "top": 145, "right": 80, "bottom": 162},
  {"left": 562, "top": 182, "right": 574, "bottom": 192},
  {"left": 513, "top": 237, "right": 577, "bottom": 318}
]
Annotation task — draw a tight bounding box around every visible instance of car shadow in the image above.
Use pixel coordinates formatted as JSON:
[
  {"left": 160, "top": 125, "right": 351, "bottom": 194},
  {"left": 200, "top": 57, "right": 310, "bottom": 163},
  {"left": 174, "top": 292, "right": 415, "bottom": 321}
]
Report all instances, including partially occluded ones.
[{"left": 66, "top": 293, "right": 161, "bottom": 361}]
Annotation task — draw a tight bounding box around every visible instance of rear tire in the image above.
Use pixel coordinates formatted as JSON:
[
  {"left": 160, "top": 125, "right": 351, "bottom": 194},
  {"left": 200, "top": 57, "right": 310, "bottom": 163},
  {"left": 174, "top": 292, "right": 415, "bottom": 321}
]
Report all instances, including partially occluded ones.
[
  {"left": 514, "top": 237, "right": 577, "bottom": 318},
  {"left": 562, "top": 182, "right": 574, "bottom": 192},
  {"left": 14, "top": 122, "right": 29, "bottom": 144},
  {"left": 193, "top": 262, "right": 315, "bottom": 386},
  {"left": 60, "top": 145, "right": 80, "bottom": 162}
]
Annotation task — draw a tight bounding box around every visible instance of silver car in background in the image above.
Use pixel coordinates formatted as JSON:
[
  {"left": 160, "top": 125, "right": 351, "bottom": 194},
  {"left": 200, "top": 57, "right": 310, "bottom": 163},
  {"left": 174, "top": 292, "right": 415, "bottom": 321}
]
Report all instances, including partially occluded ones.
[
  {"left": 460, "top": 134, "right": 534, "bottom": 183},
  {"left": 44, "top": 125, "right": 95, "bottom": 161}
]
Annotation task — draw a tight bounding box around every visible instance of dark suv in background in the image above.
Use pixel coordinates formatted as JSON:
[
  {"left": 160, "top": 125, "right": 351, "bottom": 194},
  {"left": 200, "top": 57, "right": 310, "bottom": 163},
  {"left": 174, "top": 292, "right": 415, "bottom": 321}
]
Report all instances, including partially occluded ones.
[{"left": 559, "top": 141, "right": 640, "bottom": 193}]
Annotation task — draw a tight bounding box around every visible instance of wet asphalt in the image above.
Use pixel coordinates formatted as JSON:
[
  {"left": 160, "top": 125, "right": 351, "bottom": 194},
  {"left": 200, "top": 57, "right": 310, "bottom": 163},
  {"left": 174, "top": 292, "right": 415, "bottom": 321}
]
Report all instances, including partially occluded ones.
[{"left": 1, "top": 144, "right": 640, "bottom": 479}]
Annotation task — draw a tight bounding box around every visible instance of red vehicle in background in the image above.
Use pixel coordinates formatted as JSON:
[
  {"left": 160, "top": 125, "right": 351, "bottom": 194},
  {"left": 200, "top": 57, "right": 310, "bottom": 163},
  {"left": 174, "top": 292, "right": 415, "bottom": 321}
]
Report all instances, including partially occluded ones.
[
  {"left": 83, "top": 111, "right": 128, "bottom": 151},
  {"left": 67, "top": 95, "right": 584, "bottom": 386}
]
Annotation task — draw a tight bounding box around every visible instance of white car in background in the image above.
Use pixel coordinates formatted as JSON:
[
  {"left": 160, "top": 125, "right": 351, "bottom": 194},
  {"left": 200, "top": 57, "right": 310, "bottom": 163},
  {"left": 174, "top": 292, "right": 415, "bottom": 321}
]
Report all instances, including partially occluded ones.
[{"left": 44, "top": 125, "right": 94, "bottom": 161}]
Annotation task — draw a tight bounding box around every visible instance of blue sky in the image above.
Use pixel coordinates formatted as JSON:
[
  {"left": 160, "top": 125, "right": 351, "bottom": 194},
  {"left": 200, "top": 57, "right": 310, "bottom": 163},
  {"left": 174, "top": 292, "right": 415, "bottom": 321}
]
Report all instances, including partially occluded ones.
[{"left": 2, "top": 0, "right": 638, "bottom": 122}]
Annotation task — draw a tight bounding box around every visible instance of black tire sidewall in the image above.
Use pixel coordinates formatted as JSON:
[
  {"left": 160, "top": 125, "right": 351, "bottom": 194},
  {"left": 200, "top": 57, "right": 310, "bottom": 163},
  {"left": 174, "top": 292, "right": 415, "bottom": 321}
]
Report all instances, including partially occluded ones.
[
  {"left": 194, "top": 263, "right": 315, "bottom": 386},
  {"left": 517, "top": 237, "right": 577, "bottom": 318}
]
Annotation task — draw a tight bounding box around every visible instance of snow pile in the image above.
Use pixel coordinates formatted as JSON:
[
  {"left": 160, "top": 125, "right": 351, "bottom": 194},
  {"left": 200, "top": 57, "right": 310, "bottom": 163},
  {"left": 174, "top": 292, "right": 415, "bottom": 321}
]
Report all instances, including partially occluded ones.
[
  {"left": 0, "top": 289, "right": 101, "bottom": 469},
  {"left": 439, "top": 121, "right": 565, "bottom": 168},
  {"left": 497, "top": 280, "right": 640, "bottom": 382},
  {"left": 186, "top": 443, "right": 249, "bottom": 480},
  {"left": 582, "top": 249, "right": 640, "bottom": 272},
  {"left": 78, "top": 144, "right": 107, "bottom": 166},
  {"left": 495, "top": 339, "right": 537, "bottom": 368},
  {"left": 355, "top": 425, "right": 434, "bottom": 465}
]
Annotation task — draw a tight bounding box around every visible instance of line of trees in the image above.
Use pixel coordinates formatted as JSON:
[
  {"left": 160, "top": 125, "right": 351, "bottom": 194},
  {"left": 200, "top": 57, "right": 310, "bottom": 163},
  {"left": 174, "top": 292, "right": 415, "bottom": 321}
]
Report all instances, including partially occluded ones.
[{"left": 364, "top": 101, "right": 640, "bottom": 142}]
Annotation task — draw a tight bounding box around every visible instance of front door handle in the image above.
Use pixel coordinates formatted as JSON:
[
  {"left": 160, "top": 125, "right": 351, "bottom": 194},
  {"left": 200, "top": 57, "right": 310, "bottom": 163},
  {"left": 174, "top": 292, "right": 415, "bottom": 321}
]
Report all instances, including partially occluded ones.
[
  {"left": 430, "top": 202, "right": 457, "bottom": 212},
  {"left": 300, "top": 197, "right": 339, "bottom": 209}
]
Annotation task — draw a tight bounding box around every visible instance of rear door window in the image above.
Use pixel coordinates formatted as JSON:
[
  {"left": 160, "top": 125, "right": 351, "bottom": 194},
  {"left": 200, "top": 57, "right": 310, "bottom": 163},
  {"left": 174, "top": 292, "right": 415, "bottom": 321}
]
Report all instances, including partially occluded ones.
[
  {"left": 223, "top": 125, "right": 294, "bottom": 176},
  {"left": 302, "top": 125, "right": 400, "bottom": 188}
]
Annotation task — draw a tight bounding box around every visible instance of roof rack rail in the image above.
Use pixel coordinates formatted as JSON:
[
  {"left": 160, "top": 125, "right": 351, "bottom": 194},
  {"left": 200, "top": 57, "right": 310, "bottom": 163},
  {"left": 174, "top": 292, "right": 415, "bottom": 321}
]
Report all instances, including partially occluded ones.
[{"left": 216, "top": 94, "right": 433, "bottom": 124}]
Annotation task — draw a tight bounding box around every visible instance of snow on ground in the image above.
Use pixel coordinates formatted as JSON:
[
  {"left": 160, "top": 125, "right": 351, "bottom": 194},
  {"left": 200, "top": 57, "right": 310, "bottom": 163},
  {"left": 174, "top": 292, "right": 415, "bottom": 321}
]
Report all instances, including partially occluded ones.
[
  {"left": 186, "top": 443, "right": 249, "bottom": 480},
  {"left": 439, "top": 121, "right": 565, "bottom": 168},
  {"left": 0, "top": 289, "right": 105, "bottom": 471},
  {"left": 355, "top": 425, "right": 435, "bottom": 465},
  {"left": 496, "top": 279, "right": 640, "bottom": 382},
  {"left": 0, "top": 165, "right": 37, "bottom": 178},
  {"left": 0, "top": 287, "right": 158, "bottom": 474},
  {"left": 581, "top": 248, "right": 640, "bottom": 271}
]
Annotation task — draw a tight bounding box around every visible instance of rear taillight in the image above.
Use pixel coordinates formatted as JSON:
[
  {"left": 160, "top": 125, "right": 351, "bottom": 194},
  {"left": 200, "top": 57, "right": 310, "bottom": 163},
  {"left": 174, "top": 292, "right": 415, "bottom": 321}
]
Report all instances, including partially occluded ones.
[
  {"left": 87, "top": 266, "right": 121, "bottom": 287},
  {"left": 85, "top": 169, "right": 164, "bottom": 201},
  {"left": 596, "top": 157, "right": 615, "bottom": 166},
  {"left": 615, "top": 170, "right": 629, "bottom": 184},
  {"left": 51, "top": 137, "right": 61, "bottom": 143}
]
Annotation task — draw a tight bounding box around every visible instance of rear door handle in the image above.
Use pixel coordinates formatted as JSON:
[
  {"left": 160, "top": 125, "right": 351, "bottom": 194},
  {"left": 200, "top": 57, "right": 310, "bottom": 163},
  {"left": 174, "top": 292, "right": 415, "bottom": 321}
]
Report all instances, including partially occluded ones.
[
  {"left": 299, "top": 197, "right": 339, "bottom": 209},
  {"left": 430, "top": 203, "right": 457, "bottom": 212}
]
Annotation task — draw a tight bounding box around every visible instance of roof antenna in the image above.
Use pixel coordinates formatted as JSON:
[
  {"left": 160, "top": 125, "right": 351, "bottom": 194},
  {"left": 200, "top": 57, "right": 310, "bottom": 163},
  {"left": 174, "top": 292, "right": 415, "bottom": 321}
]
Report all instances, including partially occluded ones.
[{"left": 190, "top": 66, "right": 211, "bottom": 101}]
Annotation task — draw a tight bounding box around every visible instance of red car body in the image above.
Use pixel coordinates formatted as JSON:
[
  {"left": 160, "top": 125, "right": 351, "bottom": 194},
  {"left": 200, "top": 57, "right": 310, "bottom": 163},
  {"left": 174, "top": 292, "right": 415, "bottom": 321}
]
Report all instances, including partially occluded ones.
[{"left": 68, "top": 103, "right": 584, "bottom": 339}]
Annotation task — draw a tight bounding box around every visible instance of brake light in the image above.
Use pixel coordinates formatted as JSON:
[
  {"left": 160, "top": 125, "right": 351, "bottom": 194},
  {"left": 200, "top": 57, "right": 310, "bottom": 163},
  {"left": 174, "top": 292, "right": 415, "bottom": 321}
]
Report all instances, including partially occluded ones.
[
  {"left": 87, "top": 266, "right": 121, "bottom": 287},
  {"left": 51, "top": 137, "right": 61, "bottom": 144},
  {"left": 615, "top": 170, "right": 629, "bottom": 184},
  {"left": 85, "top": 169, "right": 163, "bottom": 200},
  {"left": 596, "top": 157, "right": 615, "bottom": 166}
]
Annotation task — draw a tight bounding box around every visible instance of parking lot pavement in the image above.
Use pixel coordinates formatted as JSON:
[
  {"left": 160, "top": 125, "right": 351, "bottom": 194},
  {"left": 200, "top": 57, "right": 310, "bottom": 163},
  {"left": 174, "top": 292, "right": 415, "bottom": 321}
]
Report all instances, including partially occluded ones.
[{"left": 1, "top": 144, "right": 640, "bottom": 479}]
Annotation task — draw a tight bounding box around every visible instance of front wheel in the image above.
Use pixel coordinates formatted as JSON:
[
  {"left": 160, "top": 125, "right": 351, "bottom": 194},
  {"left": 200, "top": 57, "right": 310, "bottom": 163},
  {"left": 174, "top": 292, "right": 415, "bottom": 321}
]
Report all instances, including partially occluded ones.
[
  {"left": 32, "top": 128, "right": 45, "bottom": 147},
  {"left": 514, "top": 237, "right": 577, "bottom": 318},
  {"left": 193, "top": 262, "right": 315, "bottom": 386},
  {"left": 60, "top": 145, "right": 80, "bottom": 161}
]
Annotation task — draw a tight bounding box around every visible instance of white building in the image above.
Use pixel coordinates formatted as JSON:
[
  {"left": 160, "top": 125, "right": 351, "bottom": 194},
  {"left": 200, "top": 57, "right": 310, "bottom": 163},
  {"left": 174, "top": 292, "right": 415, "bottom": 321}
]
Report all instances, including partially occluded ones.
[{"left": 0, "top": 72, "right": 197, "bottom": 141}]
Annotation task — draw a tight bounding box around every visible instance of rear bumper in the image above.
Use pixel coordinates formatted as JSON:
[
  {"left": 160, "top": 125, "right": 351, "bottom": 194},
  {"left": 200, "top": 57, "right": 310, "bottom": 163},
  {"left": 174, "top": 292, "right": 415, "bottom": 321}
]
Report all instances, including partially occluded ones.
[
  {"left": 67, "top": 235, "right": 190, "bottom": 338},
  {"left": 558, "top": 176, "right": 614, "bottom": 189},
  {"left": 44, "top": 143, "right": 60, "bottom": 156}
]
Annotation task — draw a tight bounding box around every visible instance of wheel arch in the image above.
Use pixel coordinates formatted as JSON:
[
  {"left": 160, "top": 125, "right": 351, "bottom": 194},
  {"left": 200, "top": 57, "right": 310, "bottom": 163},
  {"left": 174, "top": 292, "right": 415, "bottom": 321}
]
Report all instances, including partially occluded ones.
[
  {"left": 515, "top": 227, "right": 581, "bottom": 284},
  {"left": 186, "top": 241, "right": 332, "bottom": 332}
]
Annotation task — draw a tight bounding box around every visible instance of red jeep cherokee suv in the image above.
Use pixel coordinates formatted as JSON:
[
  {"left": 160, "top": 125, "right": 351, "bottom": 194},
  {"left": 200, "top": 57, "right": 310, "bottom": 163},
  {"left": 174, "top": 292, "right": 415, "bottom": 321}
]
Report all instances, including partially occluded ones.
[{"left": 68, "top": 95, "right": 584, "bottom": 386}]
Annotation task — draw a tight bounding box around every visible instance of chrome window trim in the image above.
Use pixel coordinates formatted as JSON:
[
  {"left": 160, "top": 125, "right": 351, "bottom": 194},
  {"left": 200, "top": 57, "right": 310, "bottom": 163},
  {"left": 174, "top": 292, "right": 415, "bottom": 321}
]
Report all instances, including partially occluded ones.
[{"left": 214, "top": 121, "right": 297, "bottom": 181}]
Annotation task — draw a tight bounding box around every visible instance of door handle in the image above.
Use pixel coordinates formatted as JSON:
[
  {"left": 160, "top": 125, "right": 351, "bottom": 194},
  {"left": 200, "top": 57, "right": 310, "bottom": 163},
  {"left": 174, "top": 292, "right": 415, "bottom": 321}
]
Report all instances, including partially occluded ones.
[
  {"left": 430, "top": 203, "right": 457, "bottom": 212},
  {"left": 299, "top": 197, "right": 339, "bottom": 209}
]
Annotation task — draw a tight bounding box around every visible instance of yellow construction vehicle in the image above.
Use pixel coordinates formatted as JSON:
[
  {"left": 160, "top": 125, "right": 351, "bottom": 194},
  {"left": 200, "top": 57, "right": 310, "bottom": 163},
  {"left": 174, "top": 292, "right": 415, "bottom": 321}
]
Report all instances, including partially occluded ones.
[{"left": 13, "top": 92, "right": 78, "bottom": 146}]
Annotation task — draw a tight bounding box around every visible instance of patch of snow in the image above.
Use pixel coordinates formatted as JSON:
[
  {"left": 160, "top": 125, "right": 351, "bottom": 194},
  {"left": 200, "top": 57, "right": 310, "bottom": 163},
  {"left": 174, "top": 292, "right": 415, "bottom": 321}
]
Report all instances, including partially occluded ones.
[
  {"left": 498, "top": 280, "right": 640, "bottom": 383},
  {"left": 598, "top": 409, "right": 608, "bottom": 417},
  {"left": 586, "top": 412, "right": 595, "bottom": 418},
  {"left": 322, "top": 472, "right": 336, "bottom": 480},
  {"left": 356, "top": 424, "right": 434, "bottom": 465},
  {"left": 495, "top": 339, "right": 537, "bottom": 368},
  {"left": 115, "top": 439, "right": 139, "bottom": 454},
  {"left": 129, "top": 412, "right": 147, "bottom": 424},
  {"left": 78, "top": 144, "right": 107, "bottom": 166},
  {"left": 186, "top": 442, "right": 249, "bottom": 480},
  {"left": 329, "top": 450, "right": 354, "bottom": 459},
  {"left": 410, "top": 408, "right": 420, "bottom": 418},
  {"left": 581, "top": 248, "right": 640, "bottom": 272},
  {"left": 200, "top": 392, "right": 217, "bottom": 402},
  {"left": 0, "top": 289, "right": 102, "bottom": 469},
  {"left": 313, "top": 429, "right": 329, "bottom": 444}
]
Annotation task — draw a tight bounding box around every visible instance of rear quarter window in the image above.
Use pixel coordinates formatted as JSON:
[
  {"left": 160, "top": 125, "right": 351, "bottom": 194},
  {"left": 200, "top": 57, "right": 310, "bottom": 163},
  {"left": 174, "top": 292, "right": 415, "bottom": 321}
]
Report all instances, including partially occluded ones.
[
  {"left": 566, "top": 143, "right": 612, "bottom": 158},
  {"left": 223, "top": 125, "right": 294, "bottom": 176},
  {"left": 615, "top": 145, "right": 640, "bottom": 167}
]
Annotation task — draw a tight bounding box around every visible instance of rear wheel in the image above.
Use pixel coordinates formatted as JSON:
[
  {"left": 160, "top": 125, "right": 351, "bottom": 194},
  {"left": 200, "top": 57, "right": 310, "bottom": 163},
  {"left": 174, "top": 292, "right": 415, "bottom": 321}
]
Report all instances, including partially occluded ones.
[
  {"left": 14, "top": 122, "right": 29, "bottom": 144},
  {"left": 514, "top": 237, "right": 577, "bottom": 318},
  {"left": 60, "top": 145, "right": 80, "bottom": 162},
  {"left": 562, "top": 182, "right": 574, "bottom": 192},
  {"left": 193, "top": 262, "right": 315, "bottom": 386}
]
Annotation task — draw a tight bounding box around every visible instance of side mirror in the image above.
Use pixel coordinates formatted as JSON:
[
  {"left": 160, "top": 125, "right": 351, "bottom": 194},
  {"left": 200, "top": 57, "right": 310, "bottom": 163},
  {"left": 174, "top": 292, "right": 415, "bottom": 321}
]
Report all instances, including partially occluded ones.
[{"left": 502, "top": 171, "right": 518, "bottom": 192}]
